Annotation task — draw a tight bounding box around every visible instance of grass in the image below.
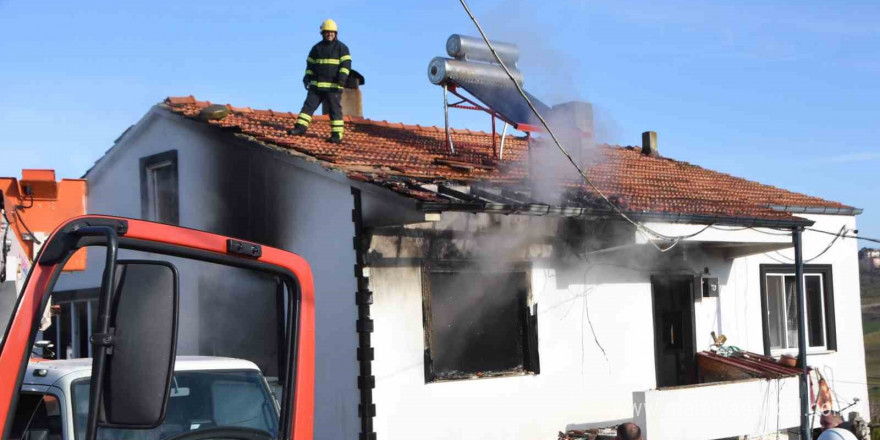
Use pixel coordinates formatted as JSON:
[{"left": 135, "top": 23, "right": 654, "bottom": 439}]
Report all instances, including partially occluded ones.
[
  {"left": 864, "top": 316, "right": 880, "bottom": 335},
  {"left": 861, "top": 260, "right": 880, "bottom": 299},
  {"left": 863, "top": 332, "right": 880, "bottom": 377},
  {"left": 863, "top": 331, "right": 880, "bottom": 422},
  {"left": 861, "top": 260, "right": 880, "bottom": 422}
]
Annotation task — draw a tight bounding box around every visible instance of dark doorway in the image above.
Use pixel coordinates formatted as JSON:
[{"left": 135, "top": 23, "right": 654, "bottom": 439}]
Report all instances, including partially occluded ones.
[{"left": 651, "top": 275, "right": 697, "bottom": 387}]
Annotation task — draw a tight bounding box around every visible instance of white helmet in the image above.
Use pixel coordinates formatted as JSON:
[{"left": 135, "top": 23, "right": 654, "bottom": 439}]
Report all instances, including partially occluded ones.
[{"left": 818, "top": 428, "right": 858, "bottom": 440}]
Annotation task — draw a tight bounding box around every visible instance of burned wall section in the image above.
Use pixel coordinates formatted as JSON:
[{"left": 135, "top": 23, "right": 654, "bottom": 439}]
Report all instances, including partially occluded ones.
[
  {"left": 368, "top": 213, "right": 636, "bottom": 383},
  {"left": 196, "top": 266, "right": 280, "bottom": 376},
  {"left": 203, "top": 135, "right": 286, "bottom": 248},
  {"left": 423, "top": 268, "right": 532, "bottom": 381},
  {"left": 368, "top": 213, "right": 636, "bottom": 266},
  {"left": 77, "top": 112, "right": 202, "bottom": 356},
  {"left": 366, "top": 214, "right": 869, "bottom": 437},
  {"left": 155, "top": 124, "right": 291, "bottom": 380},
  {"left": 367, "top": 212, "right": 661, "bottom": 438},
  {"left": 76, "top": 110, "right": 361, "bottom": 440},
  {"left": 202, "top": 133, "right": 361, "bottom": 440}
]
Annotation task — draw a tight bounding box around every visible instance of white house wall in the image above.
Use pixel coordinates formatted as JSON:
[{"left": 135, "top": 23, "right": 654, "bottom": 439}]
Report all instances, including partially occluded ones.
[
  {"left": 734, "top": 214, "right": 869, "bottom": 421},
  {"left": 633, "top": 376, "right": 801, "bottom": 439},
  {"left": 689, "top": 214, "right": 871, "bottom": 426},
  {"left": 369, "top": 215, "right": 658, "bottom": 439},
  {"left": 56, "top": 105, "right": 868, "bottom": 439},
  {"left": 62, "top": 108, "right": 362, "bottom": 440},
  {"left": 368, "top": 212, "right": 869, "bottom": 439}
]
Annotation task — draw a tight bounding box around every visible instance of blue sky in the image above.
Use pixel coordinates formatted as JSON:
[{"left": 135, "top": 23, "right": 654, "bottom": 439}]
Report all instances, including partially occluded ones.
[{"left": 1, "top": 0, "right": 878, "bottom": 240}]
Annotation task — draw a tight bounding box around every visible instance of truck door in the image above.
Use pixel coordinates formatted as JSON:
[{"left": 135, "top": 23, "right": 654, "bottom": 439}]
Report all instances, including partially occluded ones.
[{"left": 0, "top": 216, "right": 315, "bottom": 440}]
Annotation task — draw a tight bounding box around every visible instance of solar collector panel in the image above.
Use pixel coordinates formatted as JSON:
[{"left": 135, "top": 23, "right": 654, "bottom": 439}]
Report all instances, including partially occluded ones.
[
  {"left": 451, "top": 78, "right": 550, "bottom": 129},
  {"left": 429, "top": 35, "right": 550, "bottom": 132}
]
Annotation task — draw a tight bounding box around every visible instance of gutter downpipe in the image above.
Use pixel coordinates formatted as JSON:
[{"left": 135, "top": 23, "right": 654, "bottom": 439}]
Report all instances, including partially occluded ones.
[
  {"left": 351, "top": 188, "right": 376, "bottom": 440},
  {"left": 793, "top": 227, "right": 810, "bottom": 440}
]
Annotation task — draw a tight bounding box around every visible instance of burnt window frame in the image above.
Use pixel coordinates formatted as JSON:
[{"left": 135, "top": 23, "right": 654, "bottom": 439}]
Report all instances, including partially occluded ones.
[
  {"left": 139, "top": 150, "right": 179, "bottom": 225},
  {"left": 420, "top": 261, "right": 539, "bottom": 383},
  {"left": 759, "top": 264, "right": 837, "bottom": 355}
]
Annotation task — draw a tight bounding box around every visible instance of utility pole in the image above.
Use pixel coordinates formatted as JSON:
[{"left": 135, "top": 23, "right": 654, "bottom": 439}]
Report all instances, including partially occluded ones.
[{"left": 793, "top": 227, "right": 810, "bottom": 440}]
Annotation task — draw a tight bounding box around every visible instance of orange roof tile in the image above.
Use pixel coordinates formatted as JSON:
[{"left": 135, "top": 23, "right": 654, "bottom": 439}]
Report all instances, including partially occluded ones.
[{"left": 162, "top": 96, "right": 852, "bottom": 223}]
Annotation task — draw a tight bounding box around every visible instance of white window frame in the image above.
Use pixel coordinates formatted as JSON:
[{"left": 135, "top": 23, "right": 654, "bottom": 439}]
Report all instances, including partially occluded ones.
[
  {"left": 764, "top": 272, "right": 828, "bottom": 354},
  {"left": 139, "top": 150, "right": 179, "bottom": 225},
  {"left": 145, "top": 160, "right": 174, "bottom": 222}
]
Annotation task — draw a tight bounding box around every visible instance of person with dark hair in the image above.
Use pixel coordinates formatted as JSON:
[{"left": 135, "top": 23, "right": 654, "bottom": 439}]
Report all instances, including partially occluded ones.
[
  {"left": 821, "top": 413, "right": 844, "bottom": 431},
  {"left": 616, "top": 422, "right": 642, "bottom": 440}
]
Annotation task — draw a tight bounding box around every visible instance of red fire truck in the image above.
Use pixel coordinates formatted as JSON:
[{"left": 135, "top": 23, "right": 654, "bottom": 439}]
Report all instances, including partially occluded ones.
[{"left": 0, "top": 215, "right": 315, "bottom": 440}]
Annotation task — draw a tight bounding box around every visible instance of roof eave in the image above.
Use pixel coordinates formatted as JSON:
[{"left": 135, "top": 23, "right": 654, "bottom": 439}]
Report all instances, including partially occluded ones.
[
  {"left": 770, "top": 205, "right": 863, "bottom": 216},
  {"left": 418, "top": 201, "right": 814, "bottom": 228}
]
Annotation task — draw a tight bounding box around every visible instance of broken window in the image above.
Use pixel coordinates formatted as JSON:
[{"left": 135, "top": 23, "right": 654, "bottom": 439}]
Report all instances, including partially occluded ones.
[
  {"left": 140, "top": 150, "right": 179, "bottom": 225},
  {"left": 422, "top": 266, "right": 538, "bottom": 382},
  {"left": 760, "top": 265, "right": 836, "bottom": 353}
]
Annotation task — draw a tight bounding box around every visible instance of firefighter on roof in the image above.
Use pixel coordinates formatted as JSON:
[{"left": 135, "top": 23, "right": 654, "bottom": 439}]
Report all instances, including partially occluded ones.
[{"left": 288, "top": 19, "right": 351, "bottom": 144}]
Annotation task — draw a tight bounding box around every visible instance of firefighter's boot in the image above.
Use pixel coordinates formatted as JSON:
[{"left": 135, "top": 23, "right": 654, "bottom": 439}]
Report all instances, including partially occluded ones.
[{"left": 288, "top": 125, "right": 307, "bottom": 136}]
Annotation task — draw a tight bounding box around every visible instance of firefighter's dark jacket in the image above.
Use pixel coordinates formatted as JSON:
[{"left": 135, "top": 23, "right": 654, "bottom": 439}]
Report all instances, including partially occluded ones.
[{"left": 303, "top": 39, "right": 351, "bottom": 93}]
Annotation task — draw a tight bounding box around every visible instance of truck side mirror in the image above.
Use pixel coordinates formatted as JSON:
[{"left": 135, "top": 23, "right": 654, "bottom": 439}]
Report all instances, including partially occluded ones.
[{"left": 98, "top": 260, "right": 179, "bottom": 428}]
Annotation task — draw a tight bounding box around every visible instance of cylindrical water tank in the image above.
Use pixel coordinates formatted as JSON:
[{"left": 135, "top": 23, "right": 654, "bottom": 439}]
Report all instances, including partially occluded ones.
[
  {"left": 427, "top": 57, "right": 524, "bottom": 87},
  {"left": 446, "top": 34, "right": 520, "bottom": 65}
]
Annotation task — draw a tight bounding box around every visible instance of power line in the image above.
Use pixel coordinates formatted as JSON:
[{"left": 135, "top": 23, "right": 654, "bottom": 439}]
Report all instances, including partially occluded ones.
[
  {"left": 711, "top": 224, "right": 880, "bottom": 261},
  {"left": 742, "top": 225, "right": 880, "bottom": 248},
  {"left": 826, "top": 378, "right": 880, "bottom": 387},
  {"left": 764, "top": 252, "right": 792, "bottom": 265},
  {"left": 455, "top": 0, "right": 714, "bottom": 253},
  {"left": 808, "top": 227, "right": 880, "bottom": 245},
  {"left": 805, "top": 226, "right": 847, "bottom": 263},
  {"left": 448, "top": 12, "right": 879, "bottom": 417},
  {"left": 456, "top": 0, "right": 880, "bottom": 255},
  {"left": 710, "top": 225, "right": 793, "bottom": 236},
  {"left": 764, "top": 226, "right": 849, "bottom": 263}
]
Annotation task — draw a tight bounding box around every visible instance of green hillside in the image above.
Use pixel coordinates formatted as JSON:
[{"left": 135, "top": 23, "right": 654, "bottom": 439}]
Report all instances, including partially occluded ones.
[
  {"left": 859, "top": 258, "right": 880, "bottom": 422},
  {"left": 862, "top": 260, "right": 880, "bottom": 333}
]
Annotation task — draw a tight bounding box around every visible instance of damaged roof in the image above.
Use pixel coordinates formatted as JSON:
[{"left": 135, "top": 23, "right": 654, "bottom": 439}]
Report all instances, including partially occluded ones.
[{"left": 161, "top": 96, "right": 857, "bottom": 227}]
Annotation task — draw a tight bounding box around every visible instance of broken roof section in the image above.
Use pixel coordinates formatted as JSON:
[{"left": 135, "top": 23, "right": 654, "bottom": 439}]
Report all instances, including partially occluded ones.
[{"left": 162, "top": 96, "right": 857, "bottom": 228}]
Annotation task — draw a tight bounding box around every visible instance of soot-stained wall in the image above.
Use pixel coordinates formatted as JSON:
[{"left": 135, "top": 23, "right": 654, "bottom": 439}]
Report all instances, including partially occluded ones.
[
  {"left": 366, "top": 214, "right": 869, "bottom": 439},
  {"left": 75, "top": 107, "right": 362, "bottom": 440}
]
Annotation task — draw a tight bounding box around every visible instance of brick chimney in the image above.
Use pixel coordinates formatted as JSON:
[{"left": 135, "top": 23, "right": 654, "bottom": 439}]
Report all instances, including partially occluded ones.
[
  {"left": 642, "top": 131, "right": 658, "bottom": 157},
  {"left": 323, "top": 70, "right": 365, "bottom": 118}
]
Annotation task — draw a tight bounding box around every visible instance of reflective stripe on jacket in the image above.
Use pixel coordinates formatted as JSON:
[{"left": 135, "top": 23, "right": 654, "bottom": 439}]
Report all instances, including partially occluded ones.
[{"left": 303, "top": 40, "right": 351, "bottom": 92}]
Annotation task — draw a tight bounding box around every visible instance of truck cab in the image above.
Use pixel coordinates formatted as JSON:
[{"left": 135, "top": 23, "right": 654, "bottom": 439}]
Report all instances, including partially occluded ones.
[
  {"left": 12, "top": 357, "right": 280, "bottom": 440},
  {"left": 0, "top": 216, "right": 315, "bottom": 440}
]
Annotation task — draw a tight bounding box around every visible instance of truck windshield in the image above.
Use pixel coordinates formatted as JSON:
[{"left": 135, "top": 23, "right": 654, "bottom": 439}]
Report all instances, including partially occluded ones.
[{"left": 72, "top": 370, "right": 279, "bottom": 440}]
